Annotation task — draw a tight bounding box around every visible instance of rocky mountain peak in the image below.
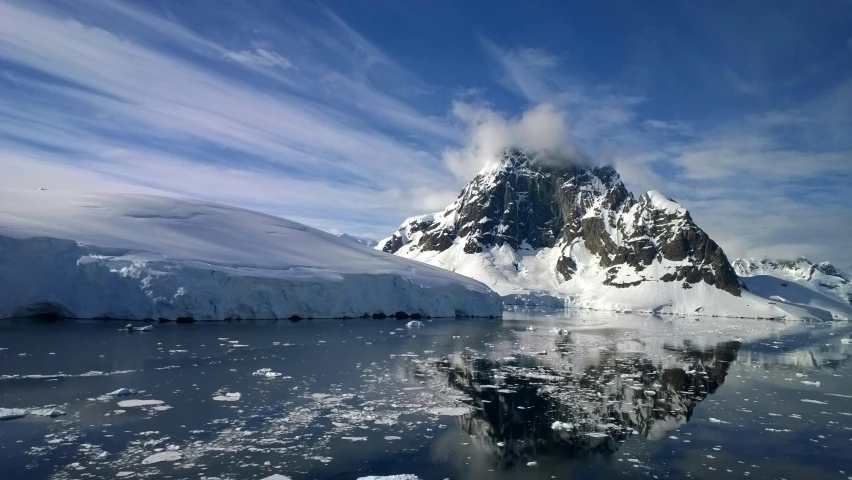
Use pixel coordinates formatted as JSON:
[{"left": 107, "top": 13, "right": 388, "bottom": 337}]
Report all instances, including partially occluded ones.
[{"left": 380, "top": 147, "right": 743, "bottom": 297}]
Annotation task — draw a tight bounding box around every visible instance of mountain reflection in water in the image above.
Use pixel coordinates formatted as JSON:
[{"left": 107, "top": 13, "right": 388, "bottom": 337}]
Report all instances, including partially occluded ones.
[{"left": 419, "top": 339, "right": 741, "bottom": 470}]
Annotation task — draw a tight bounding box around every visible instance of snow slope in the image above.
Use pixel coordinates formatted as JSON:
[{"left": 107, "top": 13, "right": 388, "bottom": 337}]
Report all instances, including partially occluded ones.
[
  {"left": 337, "top": 233, "right": 378, "bottom": 248},
  {"left": 0, "top": 190, "right": 501, "bottom": 320},
  {"left": 398, "top": 238, "right": 827, "bottom": 320},
  {"left": 733, "top": 258, "right": 852, "bottom": 321}
]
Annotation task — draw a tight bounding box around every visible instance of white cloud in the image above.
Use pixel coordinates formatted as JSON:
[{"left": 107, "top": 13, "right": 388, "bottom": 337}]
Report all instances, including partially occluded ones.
[
  {"left": 643, "top": 119, "right": 692, "bottom": 135},
  {"left": 0, "top": 0, "right": 462, "bottom": 235},
  {"left": 224, "top": 48, "right": 295, "bottom": 69},
  {"left": 442, "top": 102, "right": 581, "bottom": 180},
  {"left": 478, "top": 36, "right": 562, "bottom": 103}
]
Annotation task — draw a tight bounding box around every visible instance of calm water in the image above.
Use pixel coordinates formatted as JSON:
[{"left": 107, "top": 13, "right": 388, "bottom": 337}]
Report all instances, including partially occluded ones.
[{"left": 1, "top": 311, "right": 851, "bottom": 479}]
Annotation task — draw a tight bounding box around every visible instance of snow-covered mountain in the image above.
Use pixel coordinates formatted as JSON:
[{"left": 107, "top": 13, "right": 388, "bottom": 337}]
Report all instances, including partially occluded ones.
[
  {"left": 733, "top": 258, "right": 852, "bottom": 320},
  {"left": 336, "top": 233, "right": 378, "bottom": 248},
  {"left": 378, "top": 148, "right": 829, "bottom": 320},
  {"left": 0, "top": 190, "right": 501, "bottom": 320}
]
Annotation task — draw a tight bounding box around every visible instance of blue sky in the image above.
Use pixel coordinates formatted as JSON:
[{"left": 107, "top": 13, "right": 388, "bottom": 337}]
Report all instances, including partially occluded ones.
[{"left": 1, "top": 0, "right": 851, "bottom": 265}]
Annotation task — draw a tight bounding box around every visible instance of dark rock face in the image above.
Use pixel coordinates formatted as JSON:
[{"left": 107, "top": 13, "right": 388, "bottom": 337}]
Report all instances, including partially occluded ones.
[
  {"left": 380, "top": 148, "right": 742, "bottom": 296},
  {"left": 815, "top": 262, "right": 845, "bottom": 279}
]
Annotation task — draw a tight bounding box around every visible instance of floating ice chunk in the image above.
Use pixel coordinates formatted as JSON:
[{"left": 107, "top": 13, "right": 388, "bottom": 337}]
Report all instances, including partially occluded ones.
[
  {"left": 341, "top": 436, "right": 368, "bottom": 442},
  {"left": 108, "top": 388, "right": 138, "bottom": 397},
  {"left": 124, "top": 324, "right": 152, "bottom": 332},
  {"left": 212, "top": 392, "right": 241, "bottom": 402},
  {"left": 552, "top": 421, "right": 573, "bottom": 432},
  {"left": 708, "top": 418, "right": 730, "bottom": 424},
  {"left": 117, "top": 399, "right": 164, "bottom": 408},
  {"left": 406, "top": 321, "right": 424, "bottom": 328},
  {"left": 801, "top": 399, "right": 828, "bottom": 405},
  {"left": 527, "top": 461, "right": 538, "bottom": 467},
  {"left": 253, "top": 368, "right": 283, "bottom": 378},
  {"left": 549, "top": 328, "right": 568, "bottom": 335},
  {"left": 140, "top": 451, "right": 182, "bottom": 464},
  {"left": 429, "top": 407, "right": 471, "bottom": 416},
  {"left": 526, "top": 326, "right": 536, "bottom": 331},
  {"left": 825, "top": 393, "right": 852, "bottom": 399},
  {"left": 115, "top": 472, "right": 135, "bottom": 478},
  {"left": 0, "top": 408, "right": 28, "bottom": 421},
  {"left": 356, "top": 476, "right": 421, "bottom": 480},
  {"left": 260, "top": 475, "right": 293, "bottom": 480},
  {"left": 840, "top": 338, "right": 852, "bottom": 344},
  {"left": 29, "top": 407, "right": 65, "bottom": 417},
  {"left": 384, "top": 436, "right": 402, "bottom": 441},
  {"left": 801, "top": 381, "right": 821, "bottom": 387}
]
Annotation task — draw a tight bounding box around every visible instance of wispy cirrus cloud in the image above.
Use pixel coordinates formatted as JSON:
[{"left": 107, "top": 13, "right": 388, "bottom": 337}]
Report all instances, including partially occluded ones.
[
  {"left": 1, "top": 0, "right": 850, "bottom": 264},
  {"left": 0, "top": 0, "right": 461, "bottom": 237},
  {"left": 224, "top": 48, "right": 295, "bottom": 70}
]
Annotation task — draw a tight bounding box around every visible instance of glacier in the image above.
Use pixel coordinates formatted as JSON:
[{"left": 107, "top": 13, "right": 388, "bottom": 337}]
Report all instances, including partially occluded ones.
[{"left": 0, "top": 190, "right": 501, "bottom": 320}]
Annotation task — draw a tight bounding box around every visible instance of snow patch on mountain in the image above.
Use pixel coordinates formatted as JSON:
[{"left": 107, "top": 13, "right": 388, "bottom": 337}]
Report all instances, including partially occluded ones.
[
  {"left": 336, "top": 233, "right": 378, "bottom": 248},
  {"left": 0, "top": 190, "right": 501, "bottom": 320},
  {"left": 733, "top": 258, "right": 852, "bottom": 321}
]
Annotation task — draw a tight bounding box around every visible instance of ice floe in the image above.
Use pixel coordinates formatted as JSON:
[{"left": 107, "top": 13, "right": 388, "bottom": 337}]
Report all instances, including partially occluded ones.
[
  {"left": 108, "top": 388, "right": 138, "bottom": 397},
  {"left": 252, "top": 368, "right": 283, "bottom": 378},
  {"left": 356, "top": 476, "right": 421, "bottom": 480},
  {"left": 140, "top": 451, "right": 182, "bottom": 464},
  {"left": 29, "top": 407, "right": 65, "bottom": 417},
  {"left": 429, "top": 407, "right": 471, "bottom": 416},
  {"left": 212, "top": 392, "right": 242, "bottom": 402},
  {"left": 117, "top": 399, "right": 164, "bottom": 408},
  {"left": 0, "top": 407, "right": 28, "bottom": 421}
]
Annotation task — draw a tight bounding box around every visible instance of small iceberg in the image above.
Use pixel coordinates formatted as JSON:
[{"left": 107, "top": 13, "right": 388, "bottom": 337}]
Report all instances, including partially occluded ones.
[
  {"left": 140, "top": 451, "right": 182, "bottom": 465},
  {"left": 0, "top": 408, "right": 28, "bottom": 421},
  {"left": 212, "top": 392, "right": 241, "bottom": 402},
  {"left": 405, "top": 320, "right": 425, "bottom": 328},
  {"left": 108, "top": 388, "right": 138, "bottom": 397},
  {"left": 124, "top": 324, "right": 152, "bottom": 332},
  {"left": 29, "top": 407, "right": 65, "bottom": 417},
  {"left": 429, "top": 407, "right": 471, "bottom": 416},
  {"left": 117, "top": 399, "right": 164, "bottom": 408},
  {"left": 357, "top": 476, "right": 421, "bottom": 480},
  {"left": 358, "top": 474, "right": 420, "bottom": 480},
  {"left": 552, "top": 421, "right": 573, "bottom": 432},
  {"left": 252, "top": 368, "right": 282, "bottom": 378}
]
